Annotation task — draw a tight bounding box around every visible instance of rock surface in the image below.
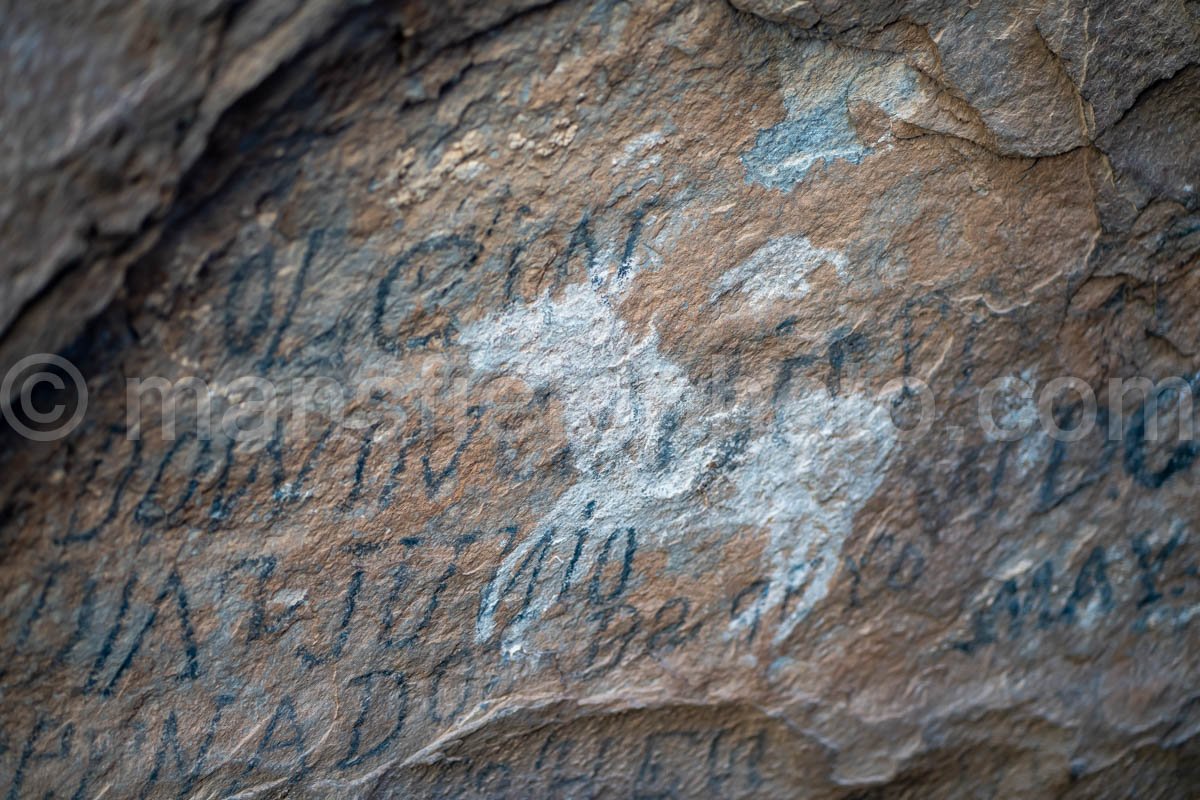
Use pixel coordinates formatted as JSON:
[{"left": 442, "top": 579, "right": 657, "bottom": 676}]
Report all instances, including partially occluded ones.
[{"left": 1, "top": 0, "right": 1198, "bottom": 796}]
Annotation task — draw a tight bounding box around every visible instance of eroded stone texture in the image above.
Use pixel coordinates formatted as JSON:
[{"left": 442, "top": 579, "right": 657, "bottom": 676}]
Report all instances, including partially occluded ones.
[
  {"left": 0, "top": 0, "right": 1198, "bottom": 797},
  {"left": 0, "top": 0, "right": 551, "bottom": 377}
]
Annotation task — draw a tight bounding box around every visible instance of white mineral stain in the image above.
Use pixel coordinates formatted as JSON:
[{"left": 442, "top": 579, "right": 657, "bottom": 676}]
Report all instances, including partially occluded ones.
[
  {"left": 612, "top": 130, "right": 666, "bottom": 169},
  {"left": 710, "top": 234, "right": 848, "bottom": 305},
  {"left": 462, "top": 236, "right": 896, "bottom": 652}
]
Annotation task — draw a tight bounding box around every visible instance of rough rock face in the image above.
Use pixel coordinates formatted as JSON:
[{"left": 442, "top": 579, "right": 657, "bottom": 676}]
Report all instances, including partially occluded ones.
[
  {"left": 1, "top": 0, "right": 1198, "bottom": 797},
  {"left": 0, "top": 0, "right": 550, "bottom": 376}
]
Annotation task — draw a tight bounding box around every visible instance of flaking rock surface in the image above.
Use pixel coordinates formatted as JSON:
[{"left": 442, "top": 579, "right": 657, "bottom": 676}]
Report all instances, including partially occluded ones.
[{"left": 1, "top": 0, "right": 1199, "bottom": 797}]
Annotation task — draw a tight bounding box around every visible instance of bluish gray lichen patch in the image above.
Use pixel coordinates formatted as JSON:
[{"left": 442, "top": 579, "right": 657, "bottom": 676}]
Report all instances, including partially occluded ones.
[
  {"left": 742, "top": 95, "right": 869, "bottom": 189},
  {"left": 742, "top": 43, "right": 924, "bottom": 191}
]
